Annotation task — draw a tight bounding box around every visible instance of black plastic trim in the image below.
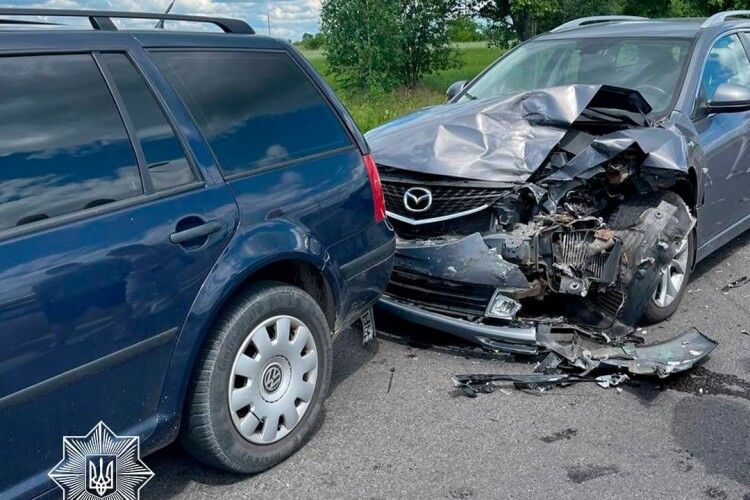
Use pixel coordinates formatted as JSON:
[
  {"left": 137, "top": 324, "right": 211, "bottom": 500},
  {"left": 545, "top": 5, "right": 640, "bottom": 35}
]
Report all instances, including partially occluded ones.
[{"left": 0, "top": 327, "right": 178, "bottom": 411}]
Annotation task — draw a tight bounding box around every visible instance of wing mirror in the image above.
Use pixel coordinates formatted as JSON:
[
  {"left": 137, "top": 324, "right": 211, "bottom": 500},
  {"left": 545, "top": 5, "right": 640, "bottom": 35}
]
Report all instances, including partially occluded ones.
[
  {"left": 446, "top": 80, "right": 468, "bottom": 101},
  {"left": 707, "top": 83, "right": 750, "bottom": 113}
]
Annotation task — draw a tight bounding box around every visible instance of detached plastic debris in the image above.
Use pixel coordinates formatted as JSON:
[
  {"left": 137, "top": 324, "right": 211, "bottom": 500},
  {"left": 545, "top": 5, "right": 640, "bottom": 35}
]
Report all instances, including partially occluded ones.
[
  {"left": 451, "top": 373, "right": 630, "bottom": 398},
  {"left": 451, "top": 328, "right": 717, "bottom": 397},
  {"left": 722, "top": 276, "right": 748, "bottom": 292},
  {"left": 592, "top": 328, "right": 717, "bottom": 377}
]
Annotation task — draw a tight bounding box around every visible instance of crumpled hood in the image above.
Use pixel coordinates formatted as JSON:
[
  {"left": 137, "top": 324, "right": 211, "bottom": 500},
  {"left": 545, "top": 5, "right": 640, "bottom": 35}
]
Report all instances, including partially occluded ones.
[{"left": 366, "top": 84, "right": 689, "bottom": 183}]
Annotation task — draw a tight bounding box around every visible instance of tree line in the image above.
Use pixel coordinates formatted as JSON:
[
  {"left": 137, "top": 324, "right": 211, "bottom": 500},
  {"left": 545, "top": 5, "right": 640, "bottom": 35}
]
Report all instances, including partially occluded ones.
[
  {"left": 470, "top": 0, "right": 750, "bottom": 42},
  {"left": 312, "top": 0, "right": 750, "bottom": 92}
]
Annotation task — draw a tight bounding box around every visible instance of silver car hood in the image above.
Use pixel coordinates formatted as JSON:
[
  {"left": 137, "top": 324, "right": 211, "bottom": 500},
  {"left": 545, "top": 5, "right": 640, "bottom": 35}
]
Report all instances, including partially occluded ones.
[{"left": 366, "top": 84, "right": 690, "bottom": 183}]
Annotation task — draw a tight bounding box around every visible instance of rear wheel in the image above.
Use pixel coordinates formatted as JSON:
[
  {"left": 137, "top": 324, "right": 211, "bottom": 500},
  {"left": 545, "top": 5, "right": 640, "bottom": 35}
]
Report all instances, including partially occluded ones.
[{"left": 181, "top": 281, "right": 333, "bottom": 473}]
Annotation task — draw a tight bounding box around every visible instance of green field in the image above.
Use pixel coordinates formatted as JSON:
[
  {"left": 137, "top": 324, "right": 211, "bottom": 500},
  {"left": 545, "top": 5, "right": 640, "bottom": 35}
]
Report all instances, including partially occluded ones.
[{"left": 301, "top": 43, "right": 504, "bottom": 132}]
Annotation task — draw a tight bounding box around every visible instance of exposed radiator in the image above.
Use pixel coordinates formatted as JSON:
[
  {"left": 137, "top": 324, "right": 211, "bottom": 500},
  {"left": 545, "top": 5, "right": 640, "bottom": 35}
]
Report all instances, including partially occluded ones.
[{"left": 558, "top": 231, "right": 607, "bottom": 279}]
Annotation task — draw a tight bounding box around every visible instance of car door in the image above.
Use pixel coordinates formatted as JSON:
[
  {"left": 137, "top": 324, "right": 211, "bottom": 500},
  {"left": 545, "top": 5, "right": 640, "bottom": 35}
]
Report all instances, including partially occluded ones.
[
  {"left": 693, "top": 33, "right": 750, "bottom": 244},
  {"left": 0, "top": 50, "right": 238, "bottom": 497}
]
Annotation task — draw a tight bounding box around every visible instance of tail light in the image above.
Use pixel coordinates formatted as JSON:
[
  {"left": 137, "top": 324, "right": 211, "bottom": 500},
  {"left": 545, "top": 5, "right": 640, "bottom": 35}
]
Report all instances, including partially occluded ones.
[{"left": 363, "top": 153, "right": 386, "bottom": 223}]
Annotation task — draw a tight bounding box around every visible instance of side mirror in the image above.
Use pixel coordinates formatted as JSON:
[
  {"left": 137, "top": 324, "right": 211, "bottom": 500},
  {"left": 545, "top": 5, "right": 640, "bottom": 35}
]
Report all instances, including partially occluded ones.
[
  {"left": 446, "top": 80, "right": 468, "bottom": 101},
  {"left": 707, "top": 83, "right": 750, "bottom": 113}
]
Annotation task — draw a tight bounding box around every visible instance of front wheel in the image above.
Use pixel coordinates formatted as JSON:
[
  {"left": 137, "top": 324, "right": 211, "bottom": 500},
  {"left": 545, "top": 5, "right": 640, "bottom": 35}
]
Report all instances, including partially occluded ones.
[
  {"left": 181, "top": 281, "right": 333, "bottom": 473},
  {"left": 607, "top": 191, "right": 694, "bottom": 326},
  {"left": 644, "top": 228, "right": 694, "bottom": 324}
]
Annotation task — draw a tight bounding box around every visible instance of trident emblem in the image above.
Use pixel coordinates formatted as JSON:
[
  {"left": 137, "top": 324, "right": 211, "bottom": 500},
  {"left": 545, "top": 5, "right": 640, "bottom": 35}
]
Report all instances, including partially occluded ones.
[{"left": 86, "top": 455, "right": 116, "bottom": 497}]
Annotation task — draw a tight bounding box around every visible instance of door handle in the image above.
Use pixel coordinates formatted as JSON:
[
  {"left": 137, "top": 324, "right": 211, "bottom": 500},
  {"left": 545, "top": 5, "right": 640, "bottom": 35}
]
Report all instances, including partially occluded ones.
[{"left": 170, "top": 220, "right": 223, "bottom": 245}]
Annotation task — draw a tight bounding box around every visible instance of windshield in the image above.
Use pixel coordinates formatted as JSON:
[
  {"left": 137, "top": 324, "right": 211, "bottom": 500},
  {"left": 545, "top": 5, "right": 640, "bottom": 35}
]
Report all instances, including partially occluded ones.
[{"left": 460, "top": 38, "right": 692, "bottom": 116}]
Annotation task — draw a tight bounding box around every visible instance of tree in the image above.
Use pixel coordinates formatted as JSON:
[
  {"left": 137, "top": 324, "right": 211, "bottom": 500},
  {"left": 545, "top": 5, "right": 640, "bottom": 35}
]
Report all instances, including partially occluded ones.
[
  {"left": 395, "top": 0, "right": 459, "bottom": 85},
  {"left": 465, "top": 0, "right": 558, "bottom": 41},
  {"left": 299, "top": 32, "right": 326, "bottom": 50},
  {"left": 322, "top": 0, "right": 459, "bottom": 91},
  {"left": 321, "top": 0, "right": 400, "bottom": 90},
  {"left": 448, "top": 15, "right": 484, "bottom": 42}
]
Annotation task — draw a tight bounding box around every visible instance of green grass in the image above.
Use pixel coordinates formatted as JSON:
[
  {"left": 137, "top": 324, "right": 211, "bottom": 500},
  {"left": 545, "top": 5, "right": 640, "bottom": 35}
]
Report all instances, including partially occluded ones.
[{"left": 301, "top": 43, "right": 504, "bottom": 132}]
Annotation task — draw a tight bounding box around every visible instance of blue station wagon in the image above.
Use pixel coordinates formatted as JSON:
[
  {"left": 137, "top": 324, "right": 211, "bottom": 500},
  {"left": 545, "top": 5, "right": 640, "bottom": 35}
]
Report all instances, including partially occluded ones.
[{"left": 0, "top": 9, "right": 394, "bottom": 498}]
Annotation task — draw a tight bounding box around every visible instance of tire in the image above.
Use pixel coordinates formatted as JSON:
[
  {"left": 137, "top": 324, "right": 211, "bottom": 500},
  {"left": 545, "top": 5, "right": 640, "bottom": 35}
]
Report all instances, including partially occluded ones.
[
  {"left": 607, "top": 192, "right": 695, "bottom": 325},
  {"left": 181, "top": 280, "right": 333, "bottom": 473}
]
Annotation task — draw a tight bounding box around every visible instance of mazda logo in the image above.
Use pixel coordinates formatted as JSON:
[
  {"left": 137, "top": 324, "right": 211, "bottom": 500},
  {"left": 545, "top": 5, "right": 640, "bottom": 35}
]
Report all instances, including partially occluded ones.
[
  {"left": 403, "top": 187, "right": 433, "bottom": 213},
  {"left": 262, "top": 364, "right": 283, "bottom": 393}
]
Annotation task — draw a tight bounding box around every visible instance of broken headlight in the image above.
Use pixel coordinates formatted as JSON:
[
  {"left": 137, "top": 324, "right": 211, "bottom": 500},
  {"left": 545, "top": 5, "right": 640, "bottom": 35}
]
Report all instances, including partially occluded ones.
[{"left": 485, "top": 292, "right": 522, "bottom": 320}]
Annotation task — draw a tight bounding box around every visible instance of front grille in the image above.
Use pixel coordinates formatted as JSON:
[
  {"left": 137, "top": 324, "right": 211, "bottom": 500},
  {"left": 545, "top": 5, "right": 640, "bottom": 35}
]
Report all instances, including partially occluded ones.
[
  {"left": 390, "top": 208, "right": 494, "bottom": 239},
  {"left": 386, "top": 268, "right": 495, "bottom": 317},
  {"left": 382, "top": 181, "right": 503, "bottom": 221}
]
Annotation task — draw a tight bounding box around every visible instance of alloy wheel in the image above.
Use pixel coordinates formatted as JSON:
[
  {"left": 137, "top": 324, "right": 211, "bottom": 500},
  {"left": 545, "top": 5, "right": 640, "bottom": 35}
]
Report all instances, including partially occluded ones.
[
  {"left": 652, "top": 236, "right": 690, "bottom": 309},
  {"left": 228, "top": 315, "right": 319, "bottom": 444}
]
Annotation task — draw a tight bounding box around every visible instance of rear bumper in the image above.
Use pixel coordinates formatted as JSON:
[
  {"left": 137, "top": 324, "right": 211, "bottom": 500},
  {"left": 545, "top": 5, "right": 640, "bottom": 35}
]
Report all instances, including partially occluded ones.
[
  {"left": 334, "top": 227, "right": 395, "bottom": 332},
  {"left": 378, "top": 295, "right": 541, "bottom": 354}
]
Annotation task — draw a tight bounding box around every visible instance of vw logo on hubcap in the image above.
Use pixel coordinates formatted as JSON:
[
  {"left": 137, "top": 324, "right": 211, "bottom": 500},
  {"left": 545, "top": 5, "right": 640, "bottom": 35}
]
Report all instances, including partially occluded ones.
[
  {"left": 403, "top": 187, "right": 433, "bottom": 213},
  {"left": 262, "top": 363, "right": 283, "bottom": 393}
]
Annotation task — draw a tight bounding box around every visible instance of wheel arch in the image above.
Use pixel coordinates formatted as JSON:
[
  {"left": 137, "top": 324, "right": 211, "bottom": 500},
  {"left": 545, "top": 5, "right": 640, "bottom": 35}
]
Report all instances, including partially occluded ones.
[
  {"left": 221, "top": 259, "right": 337, "bottom": 331},
  {"left": 668, "top": 167, "right": 700, "bottom": 267},
  {"left": 146, "top": 226, "right": 342, "bottom": 451},
  {"left": 670, "top": 167, "right": 699, "bottom": 214}
]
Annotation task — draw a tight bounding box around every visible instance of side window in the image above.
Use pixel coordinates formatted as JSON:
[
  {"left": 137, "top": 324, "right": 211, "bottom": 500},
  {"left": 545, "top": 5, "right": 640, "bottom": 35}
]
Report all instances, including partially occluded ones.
[
  {"left": 700, "top": 34, "right": 750, "bottom": 101},
  {"left": 100, "top": 53, "right": 196, "bottom": 191},
  {"left": 0, "top": 54, "right": 141, "bottom": 232},
  {"left": 150, "top": 51, "right": 353, "bottom": 177}
]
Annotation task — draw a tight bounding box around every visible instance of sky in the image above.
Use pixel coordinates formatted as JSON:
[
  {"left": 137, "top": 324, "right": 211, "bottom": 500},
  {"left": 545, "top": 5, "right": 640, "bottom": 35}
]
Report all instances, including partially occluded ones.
[{"left": 0, "top": 0, "right": 322, "bottom": 40}]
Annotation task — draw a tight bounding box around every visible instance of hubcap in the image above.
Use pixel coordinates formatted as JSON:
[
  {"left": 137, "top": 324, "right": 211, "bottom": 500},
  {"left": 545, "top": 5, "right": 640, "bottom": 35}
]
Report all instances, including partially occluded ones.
[
  {"left": 228, "top": 315, "right": 318, "bottom": 444},
  {"left": 652, "top": 235, "right": 689, "bottom": 308}
]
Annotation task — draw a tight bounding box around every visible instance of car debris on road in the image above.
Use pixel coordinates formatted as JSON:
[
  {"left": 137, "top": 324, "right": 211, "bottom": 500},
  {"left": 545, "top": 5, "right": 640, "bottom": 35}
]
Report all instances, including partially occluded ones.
[
  {"left": 451, "top": 328, "right": 717, "bottom": 397},
  {"left": 722, "top": 275, "right": 748, "bottom": 292}
]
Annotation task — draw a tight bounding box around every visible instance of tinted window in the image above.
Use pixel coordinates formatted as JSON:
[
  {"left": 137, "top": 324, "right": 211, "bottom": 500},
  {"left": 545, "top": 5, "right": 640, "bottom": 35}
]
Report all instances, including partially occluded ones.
[
  {"left": 101, "top": 53, "right": 195, "bottom": 191},
  {"left": 0, "top": 54, "right": 141, "bottom": 232},
  {"left": 701, "top": 35, "right": 750, "bottom": 101},
  {"left": 151, "top": 51, "right": 352, "bottom": 177}
]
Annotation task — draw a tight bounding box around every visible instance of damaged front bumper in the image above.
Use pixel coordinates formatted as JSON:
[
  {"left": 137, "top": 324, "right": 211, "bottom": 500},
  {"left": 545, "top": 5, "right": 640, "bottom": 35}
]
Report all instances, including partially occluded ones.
[
  {"left": 379, "top": 295, "right": 541, "bottom": 354},
  {"left": 378, "top": 196, "right": 695, "bottom": 353},
  {"left": 378, "top": 231, "right": 545, "bottom": 353}
]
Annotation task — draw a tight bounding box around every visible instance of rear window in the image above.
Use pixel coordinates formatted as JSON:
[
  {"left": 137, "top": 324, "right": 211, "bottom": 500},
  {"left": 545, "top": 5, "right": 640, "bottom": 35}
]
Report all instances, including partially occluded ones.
[
  {"left": 0, "top": 54, "right": 141, "bottom": 232},
  {"left": 150, "top": 50, "right": 352, "bottom": 177}
]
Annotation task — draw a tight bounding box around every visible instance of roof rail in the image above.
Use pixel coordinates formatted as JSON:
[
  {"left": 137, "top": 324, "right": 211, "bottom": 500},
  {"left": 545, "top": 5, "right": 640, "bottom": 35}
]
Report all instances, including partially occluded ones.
[
  {"left": 551, "top": 15, "right": 648, "bottom": 32},
  {"left": 702, "top": 10, "right": 750, "bottom": 28},
  {"left": 0, "top": 18, "right": 58, "bottom": 26},
  {"left": 0, "top": 8, "right": 254, "bottom": 34}
]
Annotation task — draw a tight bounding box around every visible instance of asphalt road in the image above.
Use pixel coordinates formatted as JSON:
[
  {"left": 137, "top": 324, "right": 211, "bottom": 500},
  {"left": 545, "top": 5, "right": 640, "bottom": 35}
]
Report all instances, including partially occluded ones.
[{"left": 143, "top": 231, "right": 750, "bottom": 500}]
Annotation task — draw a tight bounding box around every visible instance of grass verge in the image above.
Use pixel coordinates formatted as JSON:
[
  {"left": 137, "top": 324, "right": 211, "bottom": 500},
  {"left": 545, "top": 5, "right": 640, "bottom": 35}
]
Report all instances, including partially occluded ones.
[{"left": 301, "top": 44, "right": 504, "bottom": 132}]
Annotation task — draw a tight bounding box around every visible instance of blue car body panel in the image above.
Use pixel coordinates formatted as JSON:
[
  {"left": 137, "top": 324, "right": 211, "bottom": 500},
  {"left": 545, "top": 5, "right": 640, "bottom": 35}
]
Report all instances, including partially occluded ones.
[{"left": 0, "top": 29, "right": 394, "bottom": 498}]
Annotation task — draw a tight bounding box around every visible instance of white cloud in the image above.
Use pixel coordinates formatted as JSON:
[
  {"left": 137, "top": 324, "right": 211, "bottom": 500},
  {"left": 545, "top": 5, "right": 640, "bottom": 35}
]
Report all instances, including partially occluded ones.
[{"left": 0, "top": 0, "right": 321, "bottom": 40}]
